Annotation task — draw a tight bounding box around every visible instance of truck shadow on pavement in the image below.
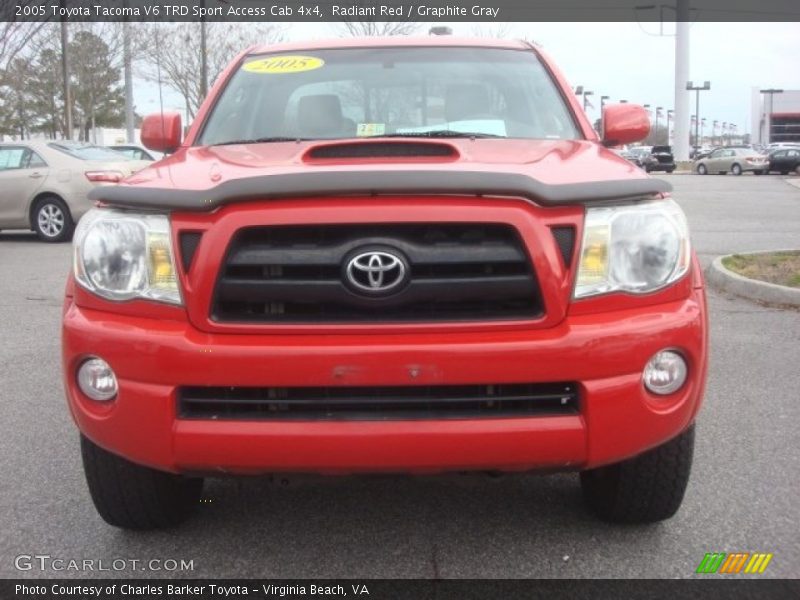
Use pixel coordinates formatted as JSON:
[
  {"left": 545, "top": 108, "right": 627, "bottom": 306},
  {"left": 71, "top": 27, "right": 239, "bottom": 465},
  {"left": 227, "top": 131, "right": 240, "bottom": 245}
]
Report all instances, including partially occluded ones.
[{"left": 103, "top": 472, "right": 664, "bottom": 578}]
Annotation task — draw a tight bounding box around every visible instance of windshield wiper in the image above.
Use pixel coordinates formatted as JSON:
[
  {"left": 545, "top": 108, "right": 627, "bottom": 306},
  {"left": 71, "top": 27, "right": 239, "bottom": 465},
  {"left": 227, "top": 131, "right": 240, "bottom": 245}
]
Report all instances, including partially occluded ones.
[
  {"left": 375, "top": 131, "right": 505, "bottom": 139},
  {"left": 211, "top": 137, "right": 303, "bottom": 146}
]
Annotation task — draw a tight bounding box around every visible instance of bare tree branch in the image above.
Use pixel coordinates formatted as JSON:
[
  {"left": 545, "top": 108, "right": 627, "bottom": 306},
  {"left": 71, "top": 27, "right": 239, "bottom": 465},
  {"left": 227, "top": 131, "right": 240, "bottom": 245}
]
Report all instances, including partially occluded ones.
[
  {"left": 338, "top": 21, "right": 421, "bottom": 37},
  {"left": 470, "top": 23, "right": 516, "bottom": 39},
  {"left": 139, "top": 23, "right": 284, "bottom": 120}
]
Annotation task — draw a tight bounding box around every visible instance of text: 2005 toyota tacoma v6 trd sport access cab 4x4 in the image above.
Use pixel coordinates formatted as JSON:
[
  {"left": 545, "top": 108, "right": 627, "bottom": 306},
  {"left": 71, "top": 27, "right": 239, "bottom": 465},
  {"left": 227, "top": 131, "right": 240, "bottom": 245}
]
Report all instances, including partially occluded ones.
[{"left": 63, "top": 37, "right": 707, "bottom": 529}]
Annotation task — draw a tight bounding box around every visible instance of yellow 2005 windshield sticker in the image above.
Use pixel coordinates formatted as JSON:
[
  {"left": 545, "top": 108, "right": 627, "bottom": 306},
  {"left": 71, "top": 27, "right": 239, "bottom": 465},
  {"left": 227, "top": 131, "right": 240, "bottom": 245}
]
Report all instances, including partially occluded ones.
[{"left": 242, "top": 55, "right": 324, "bottom": 74}]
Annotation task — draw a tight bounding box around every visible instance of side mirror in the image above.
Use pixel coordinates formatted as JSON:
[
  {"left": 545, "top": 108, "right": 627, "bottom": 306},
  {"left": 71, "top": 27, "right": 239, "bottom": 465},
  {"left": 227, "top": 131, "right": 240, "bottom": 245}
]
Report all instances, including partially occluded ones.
[
  {"left": 141, "top": 112, "right": 182, "bottom": 153},
  {"left": 602, "top": 104, "right": 650, "bottom": 146}
]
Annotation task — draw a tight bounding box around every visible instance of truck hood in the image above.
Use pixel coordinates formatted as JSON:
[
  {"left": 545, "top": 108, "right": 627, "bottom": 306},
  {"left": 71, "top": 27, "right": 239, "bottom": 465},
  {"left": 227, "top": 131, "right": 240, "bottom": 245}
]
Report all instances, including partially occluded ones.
[{"left": 93, "top": 139, "right": 670, "bottom": 211}]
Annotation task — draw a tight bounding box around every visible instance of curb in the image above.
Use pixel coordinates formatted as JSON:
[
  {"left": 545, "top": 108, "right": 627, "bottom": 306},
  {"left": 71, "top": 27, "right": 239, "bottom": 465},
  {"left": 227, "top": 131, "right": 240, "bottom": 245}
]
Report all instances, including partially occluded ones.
[{"left": 705, "top": 252, "right": 800, "bottom": 308}]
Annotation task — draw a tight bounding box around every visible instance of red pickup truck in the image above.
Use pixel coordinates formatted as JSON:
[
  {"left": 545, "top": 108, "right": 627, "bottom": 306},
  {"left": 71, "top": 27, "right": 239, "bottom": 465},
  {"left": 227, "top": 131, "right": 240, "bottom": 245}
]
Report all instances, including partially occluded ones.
[{"left": 63, "top": 37, "right": 707, "bottom": 529}]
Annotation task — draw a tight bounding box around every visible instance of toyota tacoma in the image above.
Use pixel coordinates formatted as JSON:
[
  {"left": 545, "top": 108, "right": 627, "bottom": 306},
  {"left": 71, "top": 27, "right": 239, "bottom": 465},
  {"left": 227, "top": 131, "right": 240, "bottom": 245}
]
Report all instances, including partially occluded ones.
[{"left": 63, "top": 37, "right": 708, "bottom": 529}]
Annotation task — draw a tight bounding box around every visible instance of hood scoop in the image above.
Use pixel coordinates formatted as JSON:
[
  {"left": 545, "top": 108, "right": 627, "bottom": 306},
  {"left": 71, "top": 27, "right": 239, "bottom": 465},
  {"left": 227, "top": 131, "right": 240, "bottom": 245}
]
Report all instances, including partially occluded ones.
[{"left": 303, "top": 140, "right": 459, "bottom": 162}]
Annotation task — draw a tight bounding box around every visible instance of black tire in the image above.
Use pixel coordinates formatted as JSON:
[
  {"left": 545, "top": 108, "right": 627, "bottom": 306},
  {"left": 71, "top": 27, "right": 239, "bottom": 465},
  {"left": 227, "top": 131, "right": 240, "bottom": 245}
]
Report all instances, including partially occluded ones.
[
  {"left": 754, "top": 170, "right": 763, "bottom": 175},
  {"left": 666, "top": 168, "right": 675, "bottom": 174},
  {"left": 81, "top": 435, "right": 203, "bottom": 530},
  {"left": 781, "top": 171, "right": 789, "bottom": 175},
  {"left": 731, "top": 163, "right": 742, "bottom": 176},
  {"left": 580, "top": 425, "right": 694, "bottom": 524},
  {"left": 697, "top": 164, "right": 707, "bottom": 175},
  {"left": 32, "top": 195, "right": 74, "bottom": 243}
]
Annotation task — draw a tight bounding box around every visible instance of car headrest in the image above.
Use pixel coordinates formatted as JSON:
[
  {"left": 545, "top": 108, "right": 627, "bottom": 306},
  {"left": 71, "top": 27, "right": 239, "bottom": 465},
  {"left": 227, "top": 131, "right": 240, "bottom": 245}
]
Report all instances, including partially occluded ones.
[
  {"left": 445, "top": 84, "right": 491, "bottom": 123},
  {"left": 297, "top": 94, "right": 344, "bottom": 137}
]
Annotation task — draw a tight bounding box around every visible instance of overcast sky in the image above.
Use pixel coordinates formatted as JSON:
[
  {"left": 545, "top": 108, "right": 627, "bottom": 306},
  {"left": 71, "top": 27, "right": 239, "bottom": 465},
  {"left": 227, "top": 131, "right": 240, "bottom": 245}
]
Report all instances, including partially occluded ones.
[{"left": 136, "top": 21, "right": 800, "bottom": 135}]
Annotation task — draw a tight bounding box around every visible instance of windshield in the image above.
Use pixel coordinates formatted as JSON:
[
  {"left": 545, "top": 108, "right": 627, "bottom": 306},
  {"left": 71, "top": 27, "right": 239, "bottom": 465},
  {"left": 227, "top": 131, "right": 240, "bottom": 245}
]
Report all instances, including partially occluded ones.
[
  {"left": 199, "top": 47, "right": 580, "bottom": 145},
  {"left": 49, "top": 142, "right": 133, "bottom": 161}
]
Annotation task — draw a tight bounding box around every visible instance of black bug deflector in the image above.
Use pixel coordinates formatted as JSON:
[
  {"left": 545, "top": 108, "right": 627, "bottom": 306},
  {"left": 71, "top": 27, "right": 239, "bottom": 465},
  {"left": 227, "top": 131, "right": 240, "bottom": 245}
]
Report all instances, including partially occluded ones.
[{"left": 90, "top": 170, "right": 672, "bottom": 211}]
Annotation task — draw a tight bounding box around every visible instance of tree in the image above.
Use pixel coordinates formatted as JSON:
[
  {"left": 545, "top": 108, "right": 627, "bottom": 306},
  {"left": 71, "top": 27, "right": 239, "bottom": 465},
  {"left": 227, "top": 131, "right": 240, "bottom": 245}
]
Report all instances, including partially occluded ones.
[
  {"left": 143, "top": 23, "right": 284, "bottom": 121},
  {"left": 0, "top": 20, "right": 48, "bottom": 139},
  {"left": 69, "top": 31, "right": 126, "bottom": 141},
  {"left": 0, "top": 57, "right": 36, "bottom": 138},
  {"left": 337, "top": 21, "right": 420, "bottom": 37},
  {"left": 0, "top": 20, "right": 46, "bottom": 84},
  {"left": 28, "top": 46, "right": 65, "bottom": 139},
  {"left": 470, "top": 24, "right": 515, "bottom": 39},
  {"left": 644, "top": 125, "right": 669, "bottom": 146}
]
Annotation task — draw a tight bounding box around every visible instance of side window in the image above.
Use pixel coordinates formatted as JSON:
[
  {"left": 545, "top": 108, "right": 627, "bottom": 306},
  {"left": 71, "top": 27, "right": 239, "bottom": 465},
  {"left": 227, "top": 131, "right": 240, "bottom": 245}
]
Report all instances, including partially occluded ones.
[
  {"left": 789, "top": 150, "right": 799, "bottom": 158},
  {"left": 710, "top": 149, "right": 722, "bottom": 158},
  {"left": 0, "top": 147, "right": 26, "bottom": 170},
  {"left": 25, "top": 150, "right": 47, "bottom": 168}
]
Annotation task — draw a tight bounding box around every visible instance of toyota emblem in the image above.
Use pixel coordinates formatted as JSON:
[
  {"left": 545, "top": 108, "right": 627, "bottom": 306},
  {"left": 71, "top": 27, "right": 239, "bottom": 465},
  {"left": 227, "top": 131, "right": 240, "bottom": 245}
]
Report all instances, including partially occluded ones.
[{"left": 344, "top": 249, "right": 408, "bottom": 295}]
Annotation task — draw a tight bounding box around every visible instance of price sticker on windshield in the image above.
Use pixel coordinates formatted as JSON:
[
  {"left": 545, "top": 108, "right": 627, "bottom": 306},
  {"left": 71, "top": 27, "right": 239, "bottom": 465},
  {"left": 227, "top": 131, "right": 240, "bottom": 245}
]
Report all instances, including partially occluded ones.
[{"left": 242, "top": 55, "right": 325, "bottom": 74}]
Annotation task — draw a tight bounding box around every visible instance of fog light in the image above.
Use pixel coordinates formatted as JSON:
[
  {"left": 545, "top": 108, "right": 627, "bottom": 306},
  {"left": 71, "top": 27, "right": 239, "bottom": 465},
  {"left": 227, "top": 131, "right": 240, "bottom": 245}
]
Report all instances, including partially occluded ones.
[
  {"left": 643, "top": 350, "right": 687, "bottom": 395},
  {"left": 77, "top": 358, "right": 118, "bottom": 401}
]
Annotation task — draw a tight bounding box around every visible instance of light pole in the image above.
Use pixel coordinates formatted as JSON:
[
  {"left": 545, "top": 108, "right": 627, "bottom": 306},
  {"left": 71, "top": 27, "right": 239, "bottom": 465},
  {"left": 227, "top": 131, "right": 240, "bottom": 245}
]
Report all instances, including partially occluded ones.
[
  {"left": 686, "top": 81, "right": 711, "bottom": 151},
  {"left": 759, "top": 88, "right": 783, "bottom": 144},
  {"left": 582, "top": 90, "right": 594, "bottom": 112},
  {"left": 200, "top": 0, "right": 209, "bottom": 99},
  {"left": 722, "top": 122, "right": 727, "bottom": 145},
  {"left": 700, "top": 118, "right": 706, "bottom": 144},
  {"left": 667, "top": 109, "right": 674, "bottom": 143},
  {"left": 655, "top": 107, "right": 663, "bottom": 143}
]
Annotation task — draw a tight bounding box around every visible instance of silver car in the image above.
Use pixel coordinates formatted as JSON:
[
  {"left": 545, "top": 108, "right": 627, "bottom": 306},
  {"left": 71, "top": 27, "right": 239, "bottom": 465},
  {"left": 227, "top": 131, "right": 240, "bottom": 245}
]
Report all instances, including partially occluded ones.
[
  {"left": 0, "top": 141, "right": 149, "bottom": 242},
  {"left": 695, "top": 147, "right": 769, "bottom": 176}
]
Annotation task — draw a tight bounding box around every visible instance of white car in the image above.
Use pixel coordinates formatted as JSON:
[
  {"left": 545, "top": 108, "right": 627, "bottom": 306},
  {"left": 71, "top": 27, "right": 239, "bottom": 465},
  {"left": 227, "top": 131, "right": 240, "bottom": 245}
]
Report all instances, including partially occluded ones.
[{"left": 0, "top": 140, "right": 149, "bottom": 242}]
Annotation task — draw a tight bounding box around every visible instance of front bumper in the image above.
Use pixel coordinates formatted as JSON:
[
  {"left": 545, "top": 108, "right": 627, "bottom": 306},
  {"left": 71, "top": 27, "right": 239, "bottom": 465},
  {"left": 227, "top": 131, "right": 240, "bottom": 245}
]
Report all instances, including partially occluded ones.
[{"left": 63, "top": 285, "right": 708, "bottom": 476}]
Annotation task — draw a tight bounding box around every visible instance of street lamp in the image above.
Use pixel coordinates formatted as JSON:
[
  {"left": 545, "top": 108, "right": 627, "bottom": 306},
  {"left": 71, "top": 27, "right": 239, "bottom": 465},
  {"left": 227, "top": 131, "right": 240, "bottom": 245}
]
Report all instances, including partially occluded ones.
[
  {"left": 574, "top": 85, "right": 584, "bottom": 96},
  {"left": 759, "top": 88, "right": 784, "bottom": 144},
  {"left": 667, "top": 109, "right": 674, "bottom": 143},
  {"left": 582, "top": 90, "right": 594, "bottom": 112},
  {"left": 619, "top": 99, "right": 628, "bottom": 104},
  {"left": 700, "top": 118, "right": 706, "bottom": 144},
  {"left": 655, "top": 107, "right": 663, "bottom": 142},
  {"left": 686, "top": 81, "right": 711, "bottom": 151}
]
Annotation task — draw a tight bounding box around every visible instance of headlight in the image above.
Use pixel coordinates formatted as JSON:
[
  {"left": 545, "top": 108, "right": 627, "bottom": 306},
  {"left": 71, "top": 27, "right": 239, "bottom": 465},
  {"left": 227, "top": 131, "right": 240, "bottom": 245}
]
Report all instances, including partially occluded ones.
[
  {"left": 574, "top": 199, "right": 690, "bottom": 299},
  {"left": 73, "top": 208, "right": 182, "bottom": 305}
]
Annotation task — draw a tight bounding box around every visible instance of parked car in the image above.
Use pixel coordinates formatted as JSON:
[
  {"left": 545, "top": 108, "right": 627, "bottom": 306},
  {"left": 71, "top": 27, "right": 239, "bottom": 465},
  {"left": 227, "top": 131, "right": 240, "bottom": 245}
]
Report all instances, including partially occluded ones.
[
  {"left": 626, "top": 146, "right": 656, "bottom": 170},
  {"left": 107, "top": 144, "right": 156, "bottom": 161},
  {"left": 767, "top": 148, "right": 800, "bottom": 175},
  {"left": 694, "top": 147, "right": 768, "bottom": 175},
  {"left": 691, "top": 145, "right": 714, "bottom": 160},
  {"left": 765, "top": 142, "right": 800, "bottom": 153},
  {"left": 63, "top": 37, "right": 707, "bottom": 529},
  {"left": 648, "top": 145, "right": 676, "bottom": 173},
  {"left": 613, "top": 147, "right": 643, "bottom": 167},
  {"left": 0, "top": 141, "right": 150, "bottom": 242}
]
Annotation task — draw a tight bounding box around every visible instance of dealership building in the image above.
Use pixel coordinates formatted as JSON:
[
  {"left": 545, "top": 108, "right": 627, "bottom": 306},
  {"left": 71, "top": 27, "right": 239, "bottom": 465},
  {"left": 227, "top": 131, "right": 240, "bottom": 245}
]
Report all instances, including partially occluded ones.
[{"left": 750, "top": 88, "right": 800, "bottom": 144}]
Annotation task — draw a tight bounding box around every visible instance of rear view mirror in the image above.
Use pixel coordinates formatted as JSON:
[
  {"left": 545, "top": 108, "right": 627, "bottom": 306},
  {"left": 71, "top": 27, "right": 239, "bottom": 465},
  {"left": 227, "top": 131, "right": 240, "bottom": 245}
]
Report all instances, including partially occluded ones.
[
  {"left": 141, "top": 112, "right": 182, "bottom": 154},
  {"left": 602, "top": 104, "right": 650, "bottom": 146}
]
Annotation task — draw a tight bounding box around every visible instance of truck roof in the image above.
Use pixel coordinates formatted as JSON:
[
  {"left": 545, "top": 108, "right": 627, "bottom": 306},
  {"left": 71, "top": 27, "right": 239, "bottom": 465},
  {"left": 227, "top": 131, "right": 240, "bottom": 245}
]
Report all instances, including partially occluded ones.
[{"left": 248, "top": 36, "right": 534, "bottom": 56}]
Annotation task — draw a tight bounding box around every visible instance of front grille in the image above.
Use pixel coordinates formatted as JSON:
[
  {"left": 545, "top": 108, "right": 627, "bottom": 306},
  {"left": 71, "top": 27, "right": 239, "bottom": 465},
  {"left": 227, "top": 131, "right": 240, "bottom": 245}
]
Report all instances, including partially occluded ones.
[
  {"left": 212, "top": 224, "right": 542, "bottom": 323},
  {"left": 178, "top": 382, "right": 579, "bottom": 421}
]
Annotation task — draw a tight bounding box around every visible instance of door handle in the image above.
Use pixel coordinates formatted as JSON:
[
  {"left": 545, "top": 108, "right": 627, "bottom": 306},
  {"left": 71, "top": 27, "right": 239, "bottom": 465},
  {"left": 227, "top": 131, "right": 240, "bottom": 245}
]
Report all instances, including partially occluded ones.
[{"left": 29, "top": 172, "right": 43, "bottom": 179}]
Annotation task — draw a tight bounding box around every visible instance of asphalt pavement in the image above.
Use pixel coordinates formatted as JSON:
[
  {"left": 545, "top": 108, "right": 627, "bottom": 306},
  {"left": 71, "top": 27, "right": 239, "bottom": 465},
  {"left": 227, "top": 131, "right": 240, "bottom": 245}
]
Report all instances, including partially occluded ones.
[{"left": 0, "top": 174, "right": 798, "bottom": 579}]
